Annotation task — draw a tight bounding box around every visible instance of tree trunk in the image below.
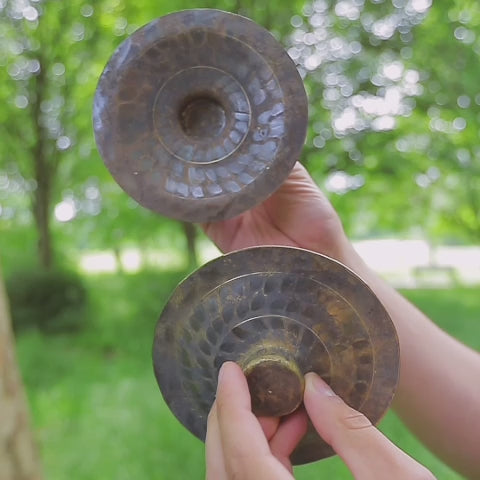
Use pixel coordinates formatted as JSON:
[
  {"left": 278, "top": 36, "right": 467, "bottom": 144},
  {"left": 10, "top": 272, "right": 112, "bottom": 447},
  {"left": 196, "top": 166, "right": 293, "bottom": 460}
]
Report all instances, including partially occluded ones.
[
  {"left": 31, "top": 56, "right": 54, "bottom": 270},
  {"left": 0, "top": 265, "right": 43, "bottom": 479},
  {"left": 32, "top": 175, "right": 53, "bottom": 270},
  {"left": 181, "top": 222, "right": 198, "bottom": 268},
  {"left": 113, "top": 245, "right": 124, "bottom": 273}
]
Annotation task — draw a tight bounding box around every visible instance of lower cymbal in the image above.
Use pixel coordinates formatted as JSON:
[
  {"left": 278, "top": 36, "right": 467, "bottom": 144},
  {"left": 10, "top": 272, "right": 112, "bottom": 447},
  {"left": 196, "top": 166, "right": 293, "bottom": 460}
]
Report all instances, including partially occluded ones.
[{"left": 152, "top": 246, "right": 399, "bottom": 464}]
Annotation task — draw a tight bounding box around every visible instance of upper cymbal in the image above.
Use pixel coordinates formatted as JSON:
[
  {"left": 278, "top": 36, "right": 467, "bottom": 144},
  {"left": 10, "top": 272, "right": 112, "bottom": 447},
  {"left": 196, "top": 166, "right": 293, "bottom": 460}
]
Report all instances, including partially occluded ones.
[{"left": 93, "top": 10, "right": 308, "bottom": 222}]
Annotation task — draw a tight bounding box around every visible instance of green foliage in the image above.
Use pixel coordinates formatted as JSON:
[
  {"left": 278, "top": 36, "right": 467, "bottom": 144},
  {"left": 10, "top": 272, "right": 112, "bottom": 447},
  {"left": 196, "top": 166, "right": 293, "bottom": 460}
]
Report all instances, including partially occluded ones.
[
  {"left": 1, "top": 0, "right": 479, "bottom": 270},
  {"left": 16, "top": 270, "right": 477, "bottom": 479},
  {"left": 291, "top": 0, "right": 480, "bottom": 242},
  {"left": 0, "top": 0, "right": 306, "bottom": 269},
  {"left": 6, "top": 267, "right": 88, "bottom": 333}
]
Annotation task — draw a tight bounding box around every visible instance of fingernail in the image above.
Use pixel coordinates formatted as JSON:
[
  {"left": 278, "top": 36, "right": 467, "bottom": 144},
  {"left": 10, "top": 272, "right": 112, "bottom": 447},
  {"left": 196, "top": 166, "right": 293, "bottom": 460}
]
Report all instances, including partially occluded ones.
[
  {"left": 218, "top": 363, "right": 227, "bottom": 384},
  {"left": 305, "top": 372, "right": 336, "bottom": 397},
  {"left": 217, "top": 361, "right": 231, "bottom": 389},
  {"left": 215, "top": 365, "right": 224, "bottom": 397}
]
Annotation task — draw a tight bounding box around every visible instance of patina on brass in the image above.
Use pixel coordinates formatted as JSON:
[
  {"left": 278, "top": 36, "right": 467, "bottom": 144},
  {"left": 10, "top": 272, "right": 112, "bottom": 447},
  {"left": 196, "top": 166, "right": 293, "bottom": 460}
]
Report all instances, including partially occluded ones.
[
  {"left": 93, "top": 9, "right": 308, "bottom": 223},
  {"left": 153, "top": 247, "right": 400, "bottom": 465}
]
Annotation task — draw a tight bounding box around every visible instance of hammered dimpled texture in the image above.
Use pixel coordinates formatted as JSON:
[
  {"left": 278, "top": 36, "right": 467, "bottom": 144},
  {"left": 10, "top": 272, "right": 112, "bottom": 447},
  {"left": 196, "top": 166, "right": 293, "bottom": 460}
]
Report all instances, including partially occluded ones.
[
  {"left": 93, "top": 9, "right": 308, "bottom": 222},
  {"left": 152, "top": 247, "right": 400, "bottom": 464}
]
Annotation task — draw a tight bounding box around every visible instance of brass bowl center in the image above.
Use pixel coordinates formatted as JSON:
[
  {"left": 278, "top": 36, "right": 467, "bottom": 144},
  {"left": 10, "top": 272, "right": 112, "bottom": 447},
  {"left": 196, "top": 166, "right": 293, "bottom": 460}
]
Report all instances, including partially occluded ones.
[{"left": 179, "top": 95, "right": 226, "bottom": 139}]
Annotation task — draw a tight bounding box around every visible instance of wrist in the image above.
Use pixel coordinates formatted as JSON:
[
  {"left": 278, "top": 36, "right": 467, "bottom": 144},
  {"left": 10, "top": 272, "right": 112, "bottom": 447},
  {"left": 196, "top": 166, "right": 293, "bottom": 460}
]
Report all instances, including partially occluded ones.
[{"left": 330, "top": 236, "right": 369, "bottom": 278}]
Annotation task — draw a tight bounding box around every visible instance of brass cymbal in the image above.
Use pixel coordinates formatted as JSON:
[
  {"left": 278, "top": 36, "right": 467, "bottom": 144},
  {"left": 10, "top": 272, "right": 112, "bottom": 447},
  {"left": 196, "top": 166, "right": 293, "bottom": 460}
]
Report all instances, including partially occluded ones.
[
  {"left": 93, "top": 10, "right": 308, "bottom": 222},
  {"left": 153, "top": 246, "right": 400, "bottom": 464}
]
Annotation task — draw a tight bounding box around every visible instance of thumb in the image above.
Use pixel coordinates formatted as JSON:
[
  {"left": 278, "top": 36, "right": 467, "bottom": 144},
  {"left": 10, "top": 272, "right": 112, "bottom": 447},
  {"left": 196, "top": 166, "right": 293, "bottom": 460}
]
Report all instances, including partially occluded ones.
[{"left": 303, "top": 373, "right": 435, "bottom": 480}]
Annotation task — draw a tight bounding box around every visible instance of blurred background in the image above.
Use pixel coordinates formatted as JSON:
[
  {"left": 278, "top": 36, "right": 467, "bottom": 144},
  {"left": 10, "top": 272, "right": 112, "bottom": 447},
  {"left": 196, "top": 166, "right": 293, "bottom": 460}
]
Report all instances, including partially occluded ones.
[{"left": 0, "top": 0, "right": 478, "bottom": 478}]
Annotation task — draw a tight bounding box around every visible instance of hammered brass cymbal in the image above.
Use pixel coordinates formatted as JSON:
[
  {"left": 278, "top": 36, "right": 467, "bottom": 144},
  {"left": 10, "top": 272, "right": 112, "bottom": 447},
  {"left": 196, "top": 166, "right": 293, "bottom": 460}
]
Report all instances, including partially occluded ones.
[
  {"left": 93, "top": 9, "right": 308, "bottom": 222},
  {"left": 153, "top": 246, "right": 400, "bottom": 465}
]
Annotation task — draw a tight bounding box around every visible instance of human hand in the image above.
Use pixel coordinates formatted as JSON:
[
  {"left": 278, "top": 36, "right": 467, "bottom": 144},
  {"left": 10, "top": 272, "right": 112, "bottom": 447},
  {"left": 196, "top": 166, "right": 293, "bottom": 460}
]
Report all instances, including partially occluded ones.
[
  {"left": 202, "top": 162, "right": 351, "bottom": 263},
  {"left": 206, "top": 362, "right": 436, "bottom": 480},
  {"left": 206, "top": 361, "right": 307, "bottom": 480}
]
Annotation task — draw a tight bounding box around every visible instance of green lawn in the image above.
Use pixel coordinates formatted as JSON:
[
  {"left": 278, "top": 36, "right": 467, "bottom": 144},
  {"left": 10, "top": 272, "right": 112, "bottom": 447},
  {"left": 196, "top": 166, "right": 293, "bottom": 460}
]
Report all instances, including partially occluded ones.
[{"left": 15, "top": 270, "right": 478, "bottom": 479}]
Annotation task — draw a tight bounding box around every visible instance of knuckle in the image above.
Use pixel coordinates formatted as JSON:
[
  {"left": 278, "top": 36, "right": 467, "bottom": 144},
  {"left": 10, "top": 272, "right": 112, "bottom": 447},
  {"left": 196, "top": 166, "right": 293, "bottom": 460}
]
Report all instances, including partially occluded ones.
[{"left": 340, "top": 407, "right": 373, "bottom": 431}]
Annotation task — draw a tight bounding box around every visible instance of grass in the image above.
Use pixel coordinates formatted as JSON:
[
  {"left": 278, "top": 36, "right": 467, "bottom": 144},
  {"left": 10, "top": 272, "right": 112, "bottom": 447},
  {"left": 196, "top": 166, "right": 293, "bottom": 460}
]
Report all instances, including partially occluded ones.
[{"left": 15, "top": 270, "right": 479, "bottom": 479}]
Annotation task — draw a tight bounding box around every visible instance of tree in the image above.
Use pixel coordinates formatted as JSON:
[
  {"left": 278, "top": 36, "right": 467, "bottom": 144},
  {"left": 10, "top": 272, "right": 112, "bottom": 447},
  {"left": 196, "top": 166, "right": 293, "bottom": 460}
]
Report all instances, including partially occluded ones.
[
  {"left": 0, "top": 0, "right": 305, "bottom": 271},
  {"left": 1, "top": 0, "right": 106, "bottom": 269},
  {"left": 1, "top": 0, "right": 478, "bottom": 275},
  {"left": 290, "top": 0, "right": 480, "bottom": 242},
  {"left": 0, "top": 263, "right": 43, "bottom": 480}
]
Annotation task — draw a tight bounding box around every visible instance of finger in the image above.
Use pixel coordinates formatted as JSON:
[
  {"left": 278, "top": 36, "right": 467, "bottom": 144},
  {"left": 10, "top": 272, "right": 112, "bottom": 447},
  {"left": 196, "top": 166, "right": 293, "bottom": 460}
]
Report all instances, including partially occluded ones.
[
  {"left": 205, "top": 402, "right": 227, "bottom": 480},
  {"left": 269, "top": 408, "right": 308, "bottom": 472},
  {"left": 304, "top": 373, "right": 435, "bottom": 479},
  {"left": 200, "top": 217, "right": 242, "bottom": 253},
  {"left": 272, "top": 162, "right": 325, "bottom": 201},
  {"left": 215, "top": 362, "right": 293, "bottom": 480},
  {"left": 215, "top": 362, "right": 272, "bottom": 477},
  {"left": 258, "top": 416, "right": 280, "bottom": 441}
]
